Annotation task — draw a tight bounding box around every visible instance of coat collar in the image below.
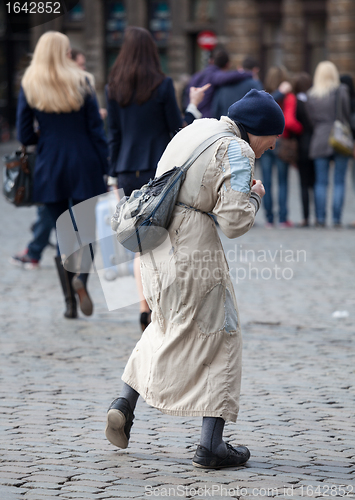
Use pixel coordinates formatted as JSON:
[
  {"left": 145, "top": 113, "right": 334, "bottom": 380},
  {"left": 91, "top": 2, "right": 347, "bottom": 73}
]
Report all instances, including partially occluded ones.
[
  {"left": 220, "top": 116, "right": 242, "bottom": 138},
  {"left": 220, "top": 115, "right": 254, "bottom": 158}
]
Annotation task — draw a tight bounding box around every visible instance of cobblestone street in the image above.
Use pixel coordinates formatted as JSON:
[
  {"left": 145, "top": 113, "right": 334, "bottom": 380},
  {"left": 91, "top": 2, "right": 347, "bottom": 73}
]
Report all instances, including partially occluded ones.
[{"left": 1, "top": 141, "right": 355, "bottom": 500}]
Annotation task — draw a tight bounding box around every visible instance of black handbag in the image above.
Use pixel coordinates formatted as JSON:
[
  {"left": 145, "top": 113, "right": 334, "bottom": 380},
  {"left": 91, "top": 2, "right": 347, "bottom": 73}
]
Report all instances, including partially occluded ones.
[{"left": 3, "top": 146, "right": 36, "bottom": 206}]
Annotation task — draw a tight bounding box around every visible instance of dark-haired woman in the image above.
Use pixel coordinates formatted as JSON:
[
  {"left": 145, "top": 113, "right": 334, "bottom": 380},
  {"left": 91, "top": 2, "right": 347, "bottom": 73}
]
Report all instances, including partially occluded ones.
[
  {"left": 106, "top": 26, "right": 207, "bottom": 330},
  {"left": 261, "top": 66, "right": 303, "bottom": 227}
]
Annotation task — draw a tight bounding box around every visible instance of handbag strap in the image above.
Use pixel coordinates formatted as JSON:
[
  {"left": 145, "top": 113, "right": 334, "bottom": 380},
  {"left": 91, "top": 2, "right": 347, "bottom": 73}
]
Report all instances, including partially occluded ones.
[
  {"left": 180, "top": 131, "right": 235, "bottom": 173},
  {"left": 335, "top": 86, "right": 343, "bottom": 123}
]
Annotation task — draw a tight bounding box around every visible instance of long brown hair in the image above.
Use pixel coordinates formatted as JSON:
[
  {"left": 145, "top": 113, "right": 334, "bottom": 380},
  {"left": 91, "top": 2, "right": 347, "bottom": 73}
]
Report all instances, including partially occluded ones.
[
  {"left": 264, "top": 65, "right": 290, "bottom": 94},
  {"left": 108, "top": 26, "right": 165, "bottom": 106}
]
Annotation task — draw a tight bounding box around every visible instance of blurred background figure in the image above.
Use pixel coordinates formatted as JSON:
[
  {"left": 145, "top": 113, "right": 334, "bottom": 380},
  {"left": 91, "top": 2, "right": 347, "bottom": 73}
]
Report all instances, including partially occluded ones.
[
  {"left": 340, "top": 74, "right": 355, "bottom": 228},
  {"left": 71, "top": 48, "right": 107, "bottom": 121},
  {"left": 106, "top": 26, "right": 207, "bottom": 331},
  {"left": 187, "top": 47, "right": 252, "bottom": 118},
  {"left": 11, "top": 205, "right": 55, "bottom": 269},
  {"left": 261, "top": 66, "right": 303, "bottom": 228},
  {"left": 71, "top": 48, "right": 86, "bottom": 71},
  {"left": 16, "top": 31, "right": 108, "bottom": 318},
  {"left": 294, "top": 72, "right": 315, "bottom": 227},
  {"left": 307, "top": 61, "right": 352, "bottom": 227},
  {"left": 211, "top": 55, "right": 263, "bottom": 119}
]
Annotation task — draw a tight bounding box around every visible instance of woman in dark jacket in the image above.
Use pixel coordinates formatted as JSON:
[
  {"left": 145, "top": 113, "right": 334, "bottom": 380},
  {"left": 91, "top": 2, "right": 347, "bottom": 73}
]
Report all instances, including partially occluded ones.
[
  {"left": 261, "top": 66, "right": 303, "bottom": 227},
  {"left": 106, "top": 26, "right": 204, "bottom": 330},
  {"left": 307, "top": 61, "right": 352, "bottom": 227},
  {"left": 17, "top": 31, "right": 108, "bottom": 318},
  {"left": 294, "top": 72, "right": 315, "bottom": 226}
]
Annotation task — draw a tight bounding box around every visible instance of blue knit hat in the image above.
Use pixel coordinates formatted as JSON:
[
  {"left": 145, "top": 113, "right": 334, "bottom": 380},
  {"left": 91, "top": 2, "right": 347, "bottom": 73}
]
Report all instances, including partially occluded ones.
[{"left": 228, "top": 89, "right": 285, "bottom": 136}]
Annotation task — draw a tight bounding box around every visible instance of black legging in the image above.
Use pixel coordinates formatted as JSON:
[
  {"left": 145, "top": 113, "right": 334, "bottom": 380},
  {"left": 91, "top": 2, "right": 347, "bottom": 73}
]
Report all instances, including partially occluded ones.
[{"left": 298, "top": 159, "right": 315, "bottom": 221}]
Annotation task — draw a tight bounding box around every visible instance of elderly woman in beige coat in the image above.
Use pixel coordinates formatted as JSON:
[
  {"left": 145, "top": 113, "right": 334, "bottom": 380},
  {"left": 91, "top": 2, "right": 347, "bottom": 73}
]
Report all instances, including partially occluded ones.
[{"left": 105, "top": 90, "right": 285, "bottom": 469}]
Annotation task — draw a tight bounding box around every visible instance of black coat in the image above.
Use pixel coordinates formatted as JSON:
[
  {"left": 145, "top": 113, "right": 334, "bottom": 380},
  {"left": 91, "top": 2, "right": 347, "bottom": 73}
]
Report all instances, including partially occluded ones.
[
  {"left": 17, "top": 86, "right": 108, "bottom": 203},
  {"left": 107, "top": 77, "right": 184, "bottom": 177},
  {"left": 296, "top": 94, "right": 313, "bottom": 163}
]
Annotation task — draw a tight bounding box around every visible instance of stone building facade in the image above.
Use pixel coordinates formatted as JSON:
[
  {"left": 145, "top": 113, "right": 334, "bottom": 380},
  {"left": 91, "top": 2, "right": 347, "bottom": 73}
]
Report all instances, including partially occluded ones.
[
  {"left": 32, "top": 0, "right": 355, "bottom": 96},
  {"left": 1, "top": 0, "right": 355, "bottom": 129}
]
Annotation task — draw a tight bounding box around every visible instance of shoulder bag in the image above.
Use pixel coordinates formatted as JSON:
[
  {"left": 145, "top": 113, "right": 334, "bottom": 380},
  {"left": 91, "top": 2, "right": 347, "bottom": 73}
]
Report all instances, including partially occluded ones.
[
  {"left": 276, "top": 136, "right": 298, "bottom": 165},
  {"left": 111, "top": 132, "right": 234, "bottom": 253},
  {"left": 328, "top": 87, "right": 354, "bottom": 156}
]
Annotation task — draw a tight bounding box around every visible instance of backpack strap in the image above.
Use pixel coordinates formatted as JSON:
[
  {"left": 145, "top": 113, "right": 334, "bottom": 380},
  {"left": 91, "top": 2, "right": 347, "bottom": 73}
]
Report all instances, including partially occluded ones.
[{"left": 180, "top": 131, "right": 235, "bottom": 173}]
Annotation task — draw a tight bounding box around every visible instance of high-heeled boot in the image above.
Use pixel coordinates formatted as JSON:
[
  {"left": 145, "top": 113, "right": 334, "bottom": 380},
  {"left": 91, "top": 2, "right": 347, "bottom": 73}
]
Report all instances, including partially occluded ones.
[
  {"left": 54, "top": 256, "right": 77, "bottom": 319},
  {"left": 72, "top": 273, "right": 93, "bottom": 316}
]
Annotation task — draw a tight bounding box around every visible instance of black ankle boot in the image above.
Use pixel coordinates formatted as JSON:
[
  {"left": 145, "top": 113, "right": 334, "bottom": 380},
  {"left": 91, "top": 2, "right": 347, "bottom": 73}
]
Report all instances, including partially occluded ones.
[{"left": 54, "top": 256, "right": 77, "bottom": 319}]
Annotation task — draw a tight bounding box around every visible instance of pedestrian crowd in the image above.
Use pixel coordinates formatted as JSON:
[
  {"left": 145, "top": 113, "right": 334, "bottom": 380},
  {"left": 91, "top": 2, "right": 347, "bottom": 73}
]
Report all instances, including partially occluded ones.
[
  {"left": 6, "top": 27, "right": 355, "bottom": 470},
  {"left": 188, "top": 48, "right": 355, "bottom": 229},
  {"left": 9, "top": 30, "right": 355, "bottom": 321}
]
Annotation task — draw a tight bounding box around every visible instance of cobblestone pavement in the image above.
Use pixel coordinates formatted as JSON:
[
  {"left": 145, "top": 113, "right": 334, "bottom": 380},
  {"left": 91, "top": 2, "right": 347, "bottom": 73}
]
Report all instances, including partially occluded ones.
[{"left": 1, "top": 141, "right": 355, "bottom": 500}]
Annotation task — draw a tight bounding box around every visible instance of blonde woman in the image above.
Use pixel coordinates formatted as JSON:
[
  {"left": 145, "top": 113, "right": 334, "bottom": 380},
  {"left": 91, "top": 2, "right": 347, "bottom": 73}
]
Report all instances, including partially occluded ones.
[
  {"left": 307, "top": 61, "right": 351, "bottom": 227},
  {"left": 17, "top": 31, "right": 108, "bottom": 317}
]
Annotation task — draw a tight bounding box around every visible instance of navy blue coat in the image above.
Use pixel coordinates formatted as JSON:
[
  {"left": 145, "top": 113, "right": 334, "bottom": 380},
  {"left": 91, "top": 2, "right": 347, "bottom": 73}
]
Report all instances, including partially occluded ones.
[
  {"left": 17, "top": 86, "right": 108, "bottom": 203},
  {"left": 211, "top": 78, "right": 264, "bottom": 119},
  {"left": 106, "top": 77, "right": 184, "bottom": 176}
]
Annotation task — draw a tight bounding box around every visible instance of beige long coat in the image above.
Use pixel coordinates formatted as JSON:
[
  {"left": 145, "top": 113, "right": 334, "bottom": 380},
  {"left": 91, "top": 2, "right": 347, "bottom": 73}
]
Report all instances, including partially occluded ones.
[{"left": 122, "top": 116, "right": 257, "bottom": 422}]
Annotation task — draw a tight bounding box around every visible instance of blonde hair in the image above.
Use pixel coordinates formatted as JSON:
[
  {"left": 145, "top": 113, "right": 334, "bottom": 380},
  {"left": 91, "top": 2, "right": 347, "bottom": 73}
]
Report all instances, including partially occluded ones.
[
  {"left": 22, "top": 31, "right": 94, "bottom": 113},
  {"left": 308, "top": 61, "right": 340, "bottom": 99}
]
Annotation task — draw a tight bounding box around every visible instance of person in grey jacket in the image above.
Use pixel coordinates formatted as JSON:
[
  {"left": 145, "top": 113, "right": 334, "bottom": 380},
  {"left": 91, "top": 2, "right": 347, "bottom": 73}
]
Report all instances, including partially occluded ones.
[{"left": 307, "top": 61, "right": 352, "bottom": 227}]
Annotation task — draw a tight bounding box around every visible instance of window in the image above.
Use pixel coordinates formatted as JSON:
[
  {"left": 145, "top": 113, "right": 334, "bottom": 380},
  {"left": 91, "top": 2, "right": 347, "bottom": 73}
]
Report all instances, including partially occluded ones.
[
  {"left": 65, "top": 0, "right": 84, "bottom": 23},
  {"left": 148, "top": 1, "right": 171, "bottom": 74},
  {"left": 105, "top": 0, "right": 127, "bottom": 73},
  {"left": 257, "top": 0, "right": 282, "bottom": 78},
  {"left": 262, "top": 20, "right": 283, "bottom": 70},
  {"left": 301, "top": 0, "right": 327, "bottom": 75},
  {"left": 106, "top": 1, "right": 126, "bottom": 48},
  {"left": 148, "top": 0, "right": 171, "bottom": 45},
  {"left": 305, "top": 18, "right": 326, "bottom": 75},
  {"left": 190, "top": 0, "right": 216, "bottom": 23}
]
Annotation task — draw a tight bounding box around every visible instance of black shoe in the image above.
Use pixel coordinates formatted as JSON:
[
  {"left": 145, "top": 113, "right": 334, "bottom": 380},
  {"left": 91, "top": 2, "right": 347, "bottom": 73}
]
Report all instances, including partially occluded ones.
[
  {"left": 192, "top": 443, "right": 250, "bottom": 469},
  {"left": 105, "top": 397, "right": 134, "bottom": 449}
]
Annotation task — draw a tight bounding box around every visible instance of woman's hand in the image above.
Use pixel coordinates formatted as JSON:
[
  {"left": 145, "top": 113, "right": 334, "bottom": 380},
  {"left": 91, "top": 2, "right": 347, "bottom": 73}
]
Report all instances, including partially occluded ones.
[
  {"left": 278, "top": 81, "right": 292, "bottom": 95},
  {"left": 189, "top": 83, "right": 211, "bottom": 107},
  {"left": 251, "top": 179, "right": 265, "bottom": 198}
]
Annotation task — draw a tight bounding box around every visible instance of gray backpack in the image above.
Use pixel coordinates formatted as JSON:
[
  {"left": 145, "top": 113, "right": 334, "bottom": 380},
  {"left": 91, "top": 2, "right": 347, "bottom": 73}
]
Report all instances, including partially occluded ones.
[{"left": 111, "top": 132, "right": 233, "bottom": 253}]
